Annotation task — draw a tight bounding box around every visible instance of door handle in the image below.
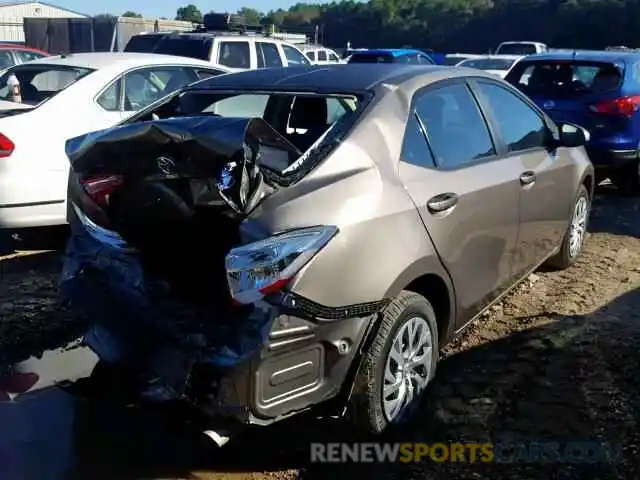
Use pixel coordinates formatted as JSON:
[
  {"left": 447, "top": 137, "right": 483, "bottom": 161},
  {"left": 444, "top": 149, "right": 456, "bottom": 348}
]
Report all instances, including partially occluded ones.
[
  {"left": 427, "top": 192, "right": 458, "bottom": 213},
  {"left": 519, "top": 171, "right": 536, "bottom": 185}
]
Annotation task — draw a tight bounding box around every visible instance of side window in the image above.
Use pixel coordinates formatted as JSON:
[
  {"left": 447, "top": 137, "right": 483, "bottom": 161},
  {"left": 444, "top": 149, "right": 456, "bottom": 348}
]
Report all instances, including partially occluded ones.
[
  {"left": 476, "top": 81, "right": 547, "bottom": 152},
  {"left": 307, "top": 51, "right": 316, "bottom": 61},
  {"left": 15, "top": 50, "right": 45, "bottom": 63},
  {"left": 416, "top": 83, "right": 495, "bottom": 168},
  {"left": 329, "top": 52, "right": 340, "bottom": 62},
  {"left": 217, "top": 41, "right": 251, "bottom": 69},
  {"left": 417, "top": 54, "right": 432, "bottom": 65},
  {"left": 97, "top": 77, "right": 122, "bottom": 111},
  {"left": 123, "top": 67, "right": 195, "bottom": 111},
  {"left": 257, "top": 42, "right": 283, "bottom": 68},
  {"left": 0, "top": 51, "right": 14, "bottom": 69},
  {"left": 401, "top": 112, "right": 437, "bottom": 169},
  {"left": 282, "top": 44, "right": 310, "bottom": 65},
  {"left": 318, "top": 50, "right": 327, "bottom": 62}
]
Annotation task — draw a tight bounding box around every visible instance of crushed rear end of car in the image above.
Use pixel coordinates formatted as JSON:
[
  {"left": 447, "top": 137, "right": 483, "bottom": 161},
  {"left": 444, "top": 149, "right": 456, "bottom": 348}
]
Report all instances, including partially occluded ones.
[{"left": 60, "top": 102, "right": 382, "bottom": 443}]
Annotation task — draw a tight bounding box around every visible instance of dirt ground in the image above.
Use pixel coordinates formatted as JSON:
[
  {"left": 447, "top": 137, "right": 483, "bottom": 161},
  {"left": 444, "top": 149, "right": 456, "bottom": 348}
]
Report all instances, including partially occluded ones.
[{"left": 0, "top": 185, "right": 639, "bottom": 479}]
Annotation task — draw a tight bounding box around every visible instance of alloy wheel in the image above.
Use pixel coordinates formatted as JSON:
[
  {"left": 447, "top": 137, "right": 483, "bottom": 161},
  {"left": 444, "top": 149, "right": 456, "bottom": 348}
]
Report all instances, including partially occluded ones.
[
  {"left": 382, "top": 316, "right": 433, "bottom": 423},
  {"left": 569, "top": 196, "right": 588, "bottom": 258}
]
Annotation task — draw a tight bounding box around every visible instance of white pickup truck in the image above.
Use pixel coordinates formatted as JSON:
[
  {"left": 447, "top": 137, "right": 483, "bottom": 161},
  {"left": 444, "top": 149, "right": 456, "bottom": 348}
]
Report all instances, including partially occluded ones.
[{"left": 494, "top": 41, "right": 548, "bottom": 55}]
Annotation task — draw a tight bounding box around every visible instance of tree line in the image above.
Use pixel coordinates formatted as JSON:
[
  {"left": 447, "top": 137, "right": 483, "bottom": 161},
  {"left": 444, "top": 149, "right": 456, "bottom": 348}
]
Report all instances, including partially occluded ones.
[{"left": 116, "top": 1, "right": 640, "bottom": 53}]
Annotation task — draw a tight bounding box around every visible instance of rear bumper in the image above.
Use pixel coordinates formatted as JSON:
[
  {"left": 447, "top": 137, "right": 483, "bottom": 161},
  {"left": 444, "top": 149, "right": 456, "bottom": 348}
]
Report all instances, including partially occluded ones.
[
  {"left": 60, "top": 226, "right": 377, "bottom": 427},
  {"left": 0, "top": 200, "right": 67, "bottom": 229},
  {"left": 586, "top": 147, "right": 638, "bottom": 170}
]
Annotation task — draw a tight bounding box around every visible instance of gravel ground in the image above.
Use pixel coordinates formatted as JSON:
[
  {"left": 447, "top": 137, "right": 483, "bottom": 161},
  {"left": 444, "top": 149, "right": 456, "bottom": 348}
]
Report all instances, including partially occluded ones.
[{"left": 0, "top": 186, "right": 639, "bottom": 479}]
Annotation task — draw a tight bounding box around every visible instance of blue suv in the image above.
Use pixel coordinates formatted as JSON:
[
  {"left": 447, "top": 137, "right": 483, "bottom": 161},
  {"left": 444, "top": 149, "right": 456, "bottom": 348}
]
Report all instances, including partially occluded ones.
[{"left": 506, "top": 50, "right": 640, "bottom": 194}]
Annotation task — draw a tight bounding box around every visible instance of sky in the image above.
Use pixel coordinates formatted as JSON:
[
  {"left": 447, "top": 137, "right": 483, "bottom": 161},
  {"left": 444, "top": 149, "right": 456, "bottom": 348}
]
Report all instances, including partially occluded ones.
[{"left": 57, "top": 0, "right": 298, "bottom": 19}]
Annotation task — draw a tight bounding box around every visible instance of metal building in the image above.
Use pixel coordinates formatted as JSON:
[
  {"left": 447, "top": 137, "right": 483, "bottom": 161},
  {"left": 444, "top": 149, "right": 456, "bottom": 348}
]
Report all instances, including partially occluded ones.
[{"left": 0, "top": 0, "right": 87, "bottom": 43}]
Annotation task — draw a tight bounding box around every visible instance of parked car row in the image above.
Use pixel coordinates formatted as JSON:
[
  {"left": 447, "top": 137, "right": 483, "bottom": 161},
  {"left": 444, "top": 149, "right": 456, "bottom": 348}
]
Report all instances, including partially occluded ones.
[{"left": 1, "top": 40, "right": 638, "bottom": 448}]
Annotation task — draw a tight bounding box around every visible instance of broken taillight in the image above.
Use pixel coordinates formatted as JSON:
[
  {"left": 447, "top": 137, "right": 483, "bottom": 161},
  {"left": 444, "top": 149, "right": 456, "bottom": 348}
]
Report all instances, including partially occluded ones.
[
  {"left": 589, "top": 96, "right": 640, "bottom": 117},
  {"left": 0, "top": 372, "right": 39, "bottom": 400},
  {"left": 225, "top": 226, "right": 338, "bottom": 305},
  {"left": 80, "top": 174, "right": 124, "bottom": 207}
]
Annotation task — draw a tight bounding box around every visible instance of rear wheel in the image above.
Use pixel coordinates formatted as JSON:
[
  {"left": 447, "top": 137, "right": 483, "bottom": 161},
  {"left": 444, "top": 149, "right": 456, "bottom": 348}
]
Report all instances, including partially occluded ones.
[
  {"left": 611, "top": 160, "right": 640, "bottom": 196},
  {"left": 349, "top": 291, "right": 439, "bottom": 434},
  {"left": 546, "top": 185, "right": 590, "bottom": 270}
]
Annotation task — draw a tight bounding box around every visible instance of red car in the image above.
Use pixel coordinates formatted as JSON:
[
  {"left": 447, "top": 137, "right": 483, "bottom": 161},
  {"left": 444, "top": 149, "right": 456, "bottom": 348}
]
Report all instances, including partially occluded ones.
[{"left": 0, "top": 44, "right": 49, "bottom": 69}]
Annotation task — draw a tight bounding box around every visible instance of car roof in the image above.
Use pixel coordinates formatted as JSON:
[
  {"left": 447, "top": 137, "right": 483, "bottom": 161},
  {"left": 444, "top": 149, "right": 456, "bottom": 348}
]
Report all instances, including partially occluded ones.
[
  {"left": 18, "top": 52, "right": 216, "bottom": 69},
  {"left": 189, "top": 64, "right": 457, "bottom": 93},
  {"left": 353, "top": 48, "right": 424, "bottom": 57},
  {"left": 523, "top": 50, "right": 640, "bottom": 63},
  {"left": 134, "top": 31, "right": 293, "bottom": 44},
  {"left": 465, "top": 54, "right": 523, "bottom": 60},
  {"left": 0, "top": 43, "right": 47, "bottom": 53}
]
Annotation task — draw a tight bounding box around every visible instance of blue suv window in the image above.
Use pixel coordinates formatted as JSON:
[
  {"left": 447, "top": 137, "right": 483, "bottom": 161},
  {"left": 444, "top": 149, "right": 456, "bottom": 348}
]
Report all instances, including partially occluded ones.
[{"left": 506, "top": 61, "right": 624, "bottom": 97}]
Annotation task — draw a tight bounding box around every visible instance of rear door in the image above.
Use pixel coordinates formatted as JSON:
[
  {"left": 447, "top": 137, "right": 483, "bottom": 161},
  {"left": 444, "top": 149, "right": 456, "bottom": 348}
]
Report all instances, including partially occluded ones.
[
  {"left": 471, "top": 78, "right": 575, "bottom": 275},
  {"left": 506, "top": 59, "right": 628, "bottom": 142},
  {"left": 397, "top": 79, "right": 522, "bottom": 325}
]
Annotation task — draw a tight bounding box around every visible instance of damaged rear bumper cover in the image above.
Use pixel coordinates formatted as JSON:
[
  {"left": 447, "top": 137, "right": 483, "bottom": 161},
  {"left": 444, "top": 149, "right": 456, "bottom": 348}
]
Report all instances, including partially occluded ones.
[{"left": 61, "top": 227, "right": 388, "bottom": 425}]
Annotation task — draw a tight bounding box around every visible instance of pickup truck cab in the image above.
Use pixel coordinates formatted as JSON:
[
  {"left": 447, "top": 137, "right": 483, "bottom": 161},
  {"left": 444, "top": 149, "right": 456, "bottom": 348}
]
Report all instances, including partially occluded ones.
[{"left": 495, "top": 41, "right": 548, "bottom": 56}]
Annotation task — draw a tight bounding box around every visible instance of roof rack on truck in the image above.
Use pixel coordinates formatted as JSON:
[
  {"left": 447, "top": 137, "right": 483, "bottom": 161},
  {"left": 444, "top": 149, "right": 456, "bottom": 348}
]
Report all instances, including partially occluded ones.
[{"left": 195, "top": 13, "right": 264, "bottom": 35}]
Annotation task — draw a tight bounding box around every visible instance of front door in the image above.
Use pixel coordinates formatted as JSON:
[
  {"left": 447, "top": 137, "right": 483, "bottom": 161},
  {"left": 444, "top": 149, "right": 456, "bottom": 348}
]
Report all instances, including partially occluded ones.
[
  {"left": 398, "top": 80, "right": 522, "bottom": 325},
  {"left": 471, "top": 79, "right": 575, "bottom": 278}
]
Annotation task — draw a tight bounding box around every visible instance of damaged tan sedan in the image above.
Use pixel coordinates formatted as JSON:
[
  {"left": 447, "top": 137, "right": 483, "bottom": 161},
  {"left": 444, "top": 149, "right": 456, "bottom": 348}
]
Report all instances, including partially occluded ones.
[{"left": 59, "top": 64, "right": 594, "bottom": 443}]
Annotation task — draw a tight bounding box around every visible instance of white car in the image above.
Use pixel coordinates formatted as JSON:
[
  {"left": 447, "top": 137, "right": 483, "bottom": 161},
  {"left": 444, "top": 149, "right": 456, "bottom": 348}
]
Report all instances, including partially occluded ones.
[
  {"left": 0, "top": 52, "right": 231, "bottom": 230},
  {"left": 456, "top": 55, "right": 524, "bottom": 78},
  {"left": 299, "top": 45, "right": 343, "bottom": 65}
]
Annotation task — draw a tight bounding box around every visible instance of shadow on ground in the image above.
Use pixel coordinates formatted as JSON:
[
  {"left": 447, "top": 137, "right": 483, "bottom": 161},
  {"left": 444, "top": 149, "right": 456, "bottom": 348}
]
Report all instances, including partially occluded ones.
[
  {"left": 589, "top": 186, "right": 640, "bottom": 238},
  {"left": 69, "top": 287, "right": 640, "bottom": 480}
]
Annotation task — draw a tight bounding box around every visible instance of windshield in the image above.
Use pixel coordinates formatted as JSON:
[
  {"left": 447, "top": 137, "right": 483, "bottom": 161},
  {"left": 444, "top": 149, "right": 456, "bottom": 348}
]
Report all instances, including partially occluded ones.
[
  {"left": 0, "top": 65, "right": 93, "bottom": 105},
  {"left": 506, "top": 60, "right": 624, "bottom": 97},
  {"left": 348, "top": 53, "right": 393, "bottom": 64},
  {"left": 498, "top": 43, "right": 537, "bottom": 55},
  {"left": 460, "top": 58, "right": 516, "bottom": 70}
]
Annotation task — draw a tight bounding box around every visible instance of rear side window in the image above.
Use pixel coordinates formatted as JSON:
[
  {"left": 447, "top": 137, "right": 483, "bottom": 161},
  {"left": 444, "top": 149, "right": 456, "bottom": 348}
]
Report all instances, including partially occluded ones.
[
  {"left": 256, "top": 42, "right": 282, "bottom": 68},
  {"left": 507, "top": 61, "right": 624, "bottom": 96},
  {"left": 401, "top": 112, "right": 436, "bottom": 169},
  {"left": 0, "top": 51, "right": 14, "bottom": 69},
  {"left": 318, "top": 50, "right": 327, "bottom": 61},
  {"left": 282, "top": 45, "right": 310, "bottom": 65},
  {"left": 151, "top": 37, "right": 212, "bottom": 61},
  {"left": 416, "top": 83, "right": 495, "bottom": 168},
  {"left": 218, "top": 41, "right": 251, "bottom": 69}
]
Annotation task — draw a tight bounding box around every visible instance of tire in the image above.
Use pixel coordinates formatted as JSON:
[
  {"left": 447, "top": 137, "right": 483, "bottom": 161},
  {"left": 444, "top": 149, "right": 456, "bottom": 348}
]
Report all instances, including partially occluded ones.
[
  {"left": 611, "top": 160, "right": 640, "bottom": 196},
  {"left": 546, "top": 185, "right": 590, "bottom": 270},
  {"left": 349, "top": 290, "right": 439, "bottom": 435}
]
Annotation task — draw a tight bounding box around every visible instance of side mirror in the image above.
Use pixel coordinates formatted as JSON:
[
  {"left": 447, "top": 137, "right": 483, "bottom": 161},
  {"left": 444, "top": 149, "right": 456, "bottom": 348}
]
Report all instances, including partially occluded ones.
[{"left": 557, "top": 122, "right": 590, "bottom": 147}]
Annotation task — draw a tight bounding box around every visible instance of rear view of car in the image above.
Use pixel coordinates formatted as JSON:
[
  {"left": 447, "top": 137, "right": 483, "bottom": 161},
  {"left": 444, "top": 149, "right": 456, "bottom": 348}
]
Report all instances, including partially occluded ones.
[
  {"left": 458, "top": 55, "right": 522, "bottom": 78},
  {"left": 506, "top": 52, "right": 640, "bottom": 194}
]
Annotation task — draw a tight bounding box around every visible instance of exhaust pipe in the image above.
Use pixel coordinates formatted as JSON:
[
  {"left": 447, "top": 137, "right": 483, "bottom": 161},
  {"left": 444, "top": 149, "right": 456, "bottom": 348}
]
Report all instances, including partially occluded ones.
[{"left": 203, "top": 428, "right": 232, "bottom": 447}]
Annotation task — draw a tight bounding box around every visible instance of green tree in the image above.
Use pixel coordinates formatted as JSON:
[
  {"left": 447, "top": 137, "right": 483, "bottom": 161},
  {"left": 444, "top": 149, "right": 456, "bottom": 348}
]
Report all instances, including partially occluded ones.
[
  {"left": 122, "top": 11, "right": 142, "bottom": 18},
  {"left": 175, "top": 4, "right": 203, "bottom": 22},
  {"left": 237, "top": 7, "right": 263, "bottom": 25}
]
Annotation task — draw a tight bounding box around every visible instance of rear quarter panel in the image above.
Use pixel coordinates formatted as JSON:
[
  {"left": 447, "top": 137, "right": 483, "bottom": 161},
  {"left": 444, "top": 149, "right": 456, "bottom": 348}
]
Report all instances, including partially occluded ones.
[{"left": 246, "top": 90, "right": 450, "bottom": 308}]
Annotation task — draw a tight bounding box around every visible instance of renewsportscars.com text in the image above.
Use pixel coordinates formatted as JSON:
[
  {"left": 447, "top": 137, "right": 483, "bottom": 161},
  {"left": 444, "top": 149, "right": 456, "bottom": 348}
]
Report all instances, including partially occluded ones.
[{"left": 310, "top": 442, "right": 623, "bottom": 464}]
